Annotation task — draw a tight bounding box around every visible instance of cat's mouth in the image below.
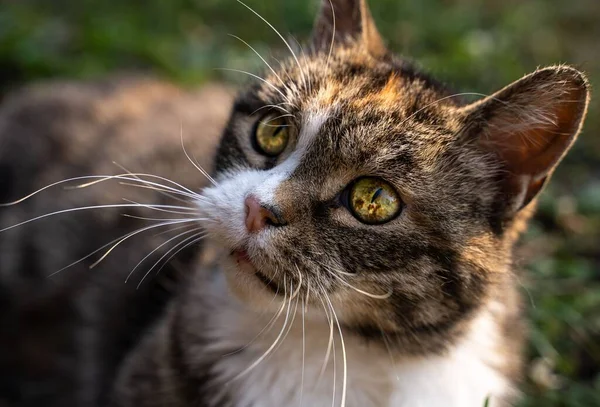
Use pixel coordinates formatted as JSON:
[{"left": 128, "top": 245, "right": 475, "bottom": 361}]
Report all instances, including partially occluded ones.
[{"left": 231, "top": 249, "right": 279, "bottom": 293}]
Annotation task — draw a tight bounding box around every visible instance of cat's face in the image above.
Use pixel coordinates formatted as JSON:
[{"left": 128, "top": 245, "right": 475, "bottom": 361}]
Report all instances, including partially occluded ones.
[{"left": 197, "top": 0, "right": 589, "bottom": 353}]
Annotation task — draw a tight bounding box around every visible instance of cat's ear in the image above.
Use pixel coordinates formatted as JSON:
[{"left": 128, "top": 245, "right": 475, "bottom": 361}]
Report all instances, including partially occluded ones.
[
  {"left": 458, "top": 66, "right": 590, "bottom": 213},
  {"left": 311, "top": 0, "right": 386, "bottom": 57}
]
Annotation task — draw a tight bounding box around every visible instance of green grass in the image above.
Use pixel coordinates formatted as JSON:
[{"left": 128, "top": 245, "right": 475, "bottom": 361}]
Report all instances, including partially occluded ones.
[{"left": 1, "top": 0, "right": 599, "bottom": 405}]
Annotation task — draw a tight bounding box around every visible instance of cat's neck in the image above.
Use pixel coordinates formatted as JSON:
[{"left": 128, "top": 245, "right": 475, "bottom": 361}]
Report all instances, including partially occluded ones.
[{"left": 167, "top": 266, "right": 515, "bottom": 407}]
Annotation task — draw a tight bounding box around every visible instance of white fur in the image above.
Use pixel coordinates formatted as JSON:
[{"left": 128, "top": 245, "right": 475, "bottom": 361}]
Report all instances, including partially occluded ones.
[{"left": 193, "top": 273, "right": 512, "bottom": 407}]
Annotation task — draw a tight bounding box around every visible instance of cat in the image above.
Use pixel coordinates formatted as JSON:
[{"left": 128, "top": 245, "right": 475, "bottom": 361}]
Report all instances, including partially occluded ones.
[{"left": 0, "top": 0, "right": 590, "bottom": 406}]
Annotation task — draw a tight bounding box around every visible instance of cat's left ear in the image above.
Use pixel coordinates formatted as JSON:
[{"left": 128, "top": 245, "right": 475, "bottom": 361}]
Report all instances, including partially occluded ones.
[
  {"left": 311, "top": 0, "right": 387, "bottom": 57},
  {"left": 458, "top": 66, "right": 590, "bottom": 213}
]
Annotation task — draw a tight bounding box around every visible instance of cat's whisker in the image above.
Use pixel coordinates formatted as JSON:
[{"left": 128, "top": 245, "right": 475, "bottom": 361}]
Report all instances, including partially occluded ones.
[
  {"left": 74, "top": 175, "right": 203, "bottom": 203},
  {"left": 323, "top": 288, "right": 347, "bottom": 407},
  {"left": 315, "top": 260, "right": 392, "bottom": 299},
  {"left": 150, "top": 222, "right": 200, "bottom": 238},
  {"left": 111, "top": 163, "right": 202, "bottom": 197},
  {"left": 326, "top": 0, "right": 336, "bottom": 75},
  {"left": 317, "top": 290, "right": 335, "bottom": 384},
  {"left": 228, "top": 34, "right": 294, "bottom": 98},
  {"left": 290, "top": 35, "right": 313, "bottom": 95},
  {"left": 45, "top": 220, "right": 198, "bottom": 278},
  {"left": 134, "top": 230, "right": 207, "bottom": 288},
  {"left": 230, "top": 277, "right": 293, "bottom": 382},
  {"left": 398, "top": 92, "right": 493, "bottom": 128},
  {"left": 0, "top": 173, "right": 198, "bottom": 207},
  {"left": 259, "top": 114, "right": 295, "bottom": 127},
  {"left": 125, "top": 227, "right": 204, "bottom": 284},
  {"left": 299, "top": 292, "right": 306, "bottom": 407},
  {"left": 329, "top": 270, "right": 392, "bottom": 300},
  {"left": 325, "top": 293, "right": 338, "bottom": 407},
  {"left": 250, "top": 103, "right": 294, "bottom": 117},
  {"left": 180, "top": 124, "right": 219, "bottom": 186},
  {"left": 91, "top": 219, "right": 200, "bottom": 270},
  {"left": 216, "top": 68, "right": 294, "bottom": 106},
  {"left": 110, "top": 162, "right": 202, "bottom": 202},
  {"left": 116, "top": 181, "right": 198, "bottom": 201},
  {"left": 290, "top": 265, "right": 303, "bottom": 300},
  {"left": 0, "top": 203, "right": 201, "bottom": 234},
  {"left": 150, "top": 232, "right": 209, "bottom": 282},
  {"left": 273, "top": 282, "right": 301, "bottom": 356},
  {"left": 235, "top": 0, "right": 308, "bottom": 92},
  {"left": 121, "top": 199, "right": 201, "bottom": 216}
]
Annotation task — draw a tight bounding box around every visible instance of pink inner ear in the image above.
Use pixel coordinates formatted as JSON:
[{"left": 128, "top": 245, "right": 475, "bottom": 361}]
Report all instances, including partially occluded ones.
[
  {"left": 457, "top": 66, "right": 589, "bottom": 212},
  {"left": 477, "top": 72, "right": 589, "bottom": 182}
]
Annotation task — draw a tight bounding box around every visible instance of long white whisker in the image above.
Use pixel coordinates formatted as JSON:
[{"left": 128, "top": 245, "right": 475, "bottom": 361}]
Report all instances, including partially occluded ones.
[
  {"left": 273, "top": 282, "right": 301, "bottom": 356},
  {"left": 326, "top": 0, "right": 336, "bottom": 73},
  {"left": 0, "top": 173, "right": 199, "bottom": 207},
  {"left": 399, "top": 92, "right": 492, "bottom": 128},
  {"left": 111, "top": 162, "right": 201, "bottom": 196},
  {"left": 0, "top": 204, "right": 200, "bottom": 234},
  {"left": 180, "top": 124, "right": 218, "bottom": 186},
  {"left": 228, "top": 34, "right": 292, "bottom": 96},
  {"left": 235, "top": 0, "right": 308, "bottom": 91},
  {"left": 324, "top": 292, "right": 347, "bottom": 407},
  {"left": 121, "top": 199, "right": 201, "bottom": 216},
  {"left": 250, "top": 104, "right": 293, "bottom": 117},
  {"left": 90, "top": 219, "right": 200, "bottom": 270},
  {"left": 230, "top": 277, "right": 293, "bottom": 381},
  {"left": 135, "top": 231, "right": 207, "bottom": 289},
  {"left": 329, "top": 271, "right": 392, "bottom": 299},
  {"left": 125, "top": 227, "right": 203, "bottom": 283},
  {"left": 216, "top": 68, "right": 293, "bottom": 105},
  {"left": 117, "top": 182, "right": 197, "bottom": 204},
  {"left": 317, "top": 290, "right": 335, "bottom": 384},
  {"left": 46, "top": 220, "right": 196, "bottom": 278},
  {"left": 120, "top": 214, "right": 204, "bottom": 222},
  {"left": 300, "top": 292, "right": 306, "bottom": 407},
  {"left": 149, "top": 232, "right": 210, "bottom": 283},
  {"left": 315, "top": 260, "right": 392, "bottom": 299}
]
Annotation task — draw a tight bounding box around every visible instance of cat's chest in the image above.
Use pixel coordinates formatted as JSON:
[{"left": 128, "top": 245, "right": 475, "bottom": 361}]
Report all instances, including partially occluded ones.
[
  {"left": 210, "top": 313, "right": 396, "bottom": 407},
  {"left": 200, "top": 287, "right": 510, "bottom": 407}
]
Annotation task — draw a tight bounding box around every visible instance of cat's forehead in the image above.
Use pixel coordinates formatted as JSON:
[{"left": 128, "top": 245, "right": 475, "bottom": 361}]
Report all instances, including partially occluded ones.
[
  {"left": 261, "top": 48, "right": 460, "bottom": 126},
  {"left": 251, "top": 49, "right": 464, "bottom": 180}
]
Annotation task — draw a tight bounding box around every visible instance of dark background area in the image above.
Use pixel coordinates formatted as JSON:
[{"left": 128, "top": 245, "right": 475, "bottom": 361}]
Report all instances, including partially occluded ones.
[{"left": 1, "top": 0, "right": 599, "bottom": 405}]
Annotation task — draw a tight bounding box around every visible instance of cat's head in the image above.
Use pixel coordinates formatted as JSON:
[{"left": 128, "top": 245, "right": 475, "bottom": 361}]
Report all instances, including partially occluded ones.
[{"left": 198, "top": 0, "right": 589, "bottom": 352}]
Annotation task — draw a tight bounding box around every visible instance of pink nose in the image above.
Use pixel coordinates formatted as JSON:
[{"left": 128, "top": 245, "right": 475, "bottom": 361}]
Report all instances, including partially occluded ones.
[{"left": 244, "top": 195, "right": 283, "bottom": 233}]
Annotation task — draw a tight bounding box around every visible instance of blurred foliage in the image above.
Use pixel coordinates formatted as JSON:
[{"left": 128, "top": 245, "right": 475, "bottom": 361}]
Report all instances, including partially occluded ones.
[{"left": 1, "top": 0, "right": 599, "bottom": 405}]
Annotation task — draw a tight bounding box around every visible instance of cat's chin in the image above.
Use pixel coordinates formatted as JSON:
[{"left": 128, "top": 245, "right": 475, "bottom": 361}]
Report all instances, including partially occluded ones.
[{"left": 220, "top": 249, "right": 283, "bottom": 309}]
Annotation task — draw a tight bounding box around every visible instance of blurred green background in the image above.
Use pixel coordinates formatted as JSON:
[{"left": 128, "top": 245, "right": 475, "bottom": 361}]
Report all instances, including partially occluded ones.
[{"left": 1, "top": 0, "right": 599, "bottom": 405}]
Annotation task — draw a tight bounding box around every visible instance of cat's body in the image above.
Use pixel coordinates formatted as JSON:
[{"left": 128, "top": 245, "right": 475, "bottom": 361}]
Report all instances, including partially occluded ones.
[{"left": 0, "top": 1, "right": 590, "bottom": 407}]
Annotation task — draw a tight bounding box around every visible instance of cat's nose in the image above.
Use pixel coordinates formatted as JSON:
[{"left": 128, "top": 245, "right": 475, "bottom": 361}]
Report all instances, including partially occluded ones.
[{"left": 244, "top": 195, "right": 286, "bottom": 233}]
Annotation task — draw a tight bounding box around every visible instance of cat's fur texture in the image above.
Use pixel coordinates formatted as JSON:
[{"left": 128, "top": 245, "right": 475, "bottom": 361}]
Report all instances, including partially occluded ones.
[{"left": 0, "top": 1, "right": 590, "bottom": 406}]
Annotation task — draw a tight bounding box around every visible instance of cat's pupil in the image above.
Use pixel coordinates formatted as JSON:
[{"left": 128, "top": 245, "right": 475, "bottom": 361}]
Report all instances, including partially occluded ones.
[
  {"left": 371, "top": 188, "right": 383, "bottom": 203},
  {"left": 347, "top": 177, "right": 402, "bottom": 224}
]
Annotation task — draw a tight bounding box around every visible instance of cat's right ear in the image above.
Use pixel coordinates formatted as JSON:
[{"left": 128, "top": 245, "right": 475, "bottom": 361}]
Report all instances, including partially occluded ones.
[
  {"left": 457, "top": 66, "right": 590, "bottom": 215},
  {"left": 311, "top": 0, "right": 387, "bottom": 57}
]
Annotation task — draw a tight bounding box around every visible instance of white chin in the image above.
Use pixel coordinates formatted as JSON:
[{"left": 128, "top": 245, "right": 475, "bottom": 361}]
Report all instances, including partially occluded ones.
[{"left": 221, "top": 256, "right": 283, "bottom": 311}]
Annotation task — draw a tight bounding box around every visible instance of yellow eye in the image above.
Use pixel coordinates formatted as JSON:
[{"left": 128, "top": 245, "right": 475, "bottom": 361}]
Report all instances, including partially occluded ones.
[
  {"left": 348, "top": 177, "right": 402, "bottom": 224},
  {"left": 253, "top": 114, "right": 290, "bottom": 156}
]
